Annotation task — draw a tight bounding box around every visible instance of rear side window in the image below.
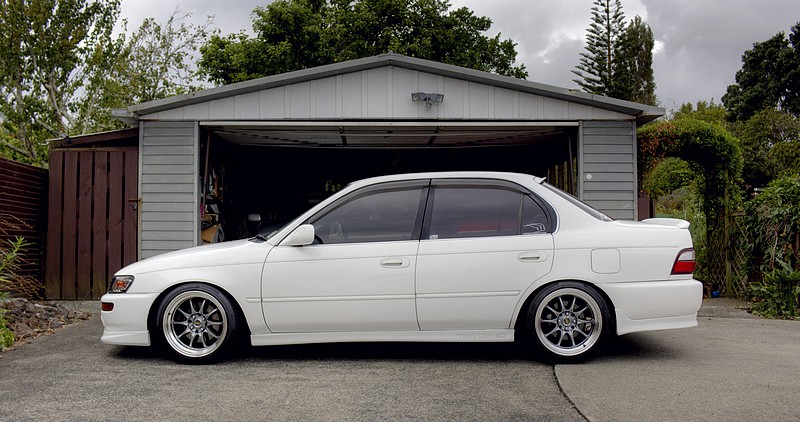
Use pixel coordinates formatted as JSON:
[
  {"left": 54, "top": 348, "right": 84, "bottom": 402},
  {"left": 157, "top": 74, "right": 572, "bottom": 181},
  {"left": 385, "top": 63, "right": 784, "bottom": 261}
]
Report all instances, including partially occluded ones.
[
  {"left": 425, "top": 187, "right": 550, "bottom": 240},
  {"left": 522, "top": 195, "right": 549, "bottom": 234}
]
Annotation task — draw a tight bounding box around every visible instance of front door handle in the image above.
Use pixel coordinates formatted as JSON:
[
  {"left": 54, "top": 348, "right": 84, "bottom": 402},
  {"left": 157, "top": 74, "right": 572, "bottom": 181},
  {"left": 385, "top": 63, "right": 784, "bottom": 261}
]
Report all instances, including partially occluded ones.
[{"left": 380, "top": 258, "right": 409, "bottom": 268}]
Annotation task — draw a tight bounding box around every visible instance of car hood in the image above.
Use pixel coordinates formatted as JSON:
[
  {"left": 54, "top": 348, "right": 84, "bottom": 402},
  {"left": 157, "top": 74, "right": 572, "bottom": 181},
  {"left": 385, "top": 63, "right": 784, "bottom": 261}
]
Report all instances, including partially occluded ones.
[{"left": 117, "top": 239, "right": 274, "bottom": 275}]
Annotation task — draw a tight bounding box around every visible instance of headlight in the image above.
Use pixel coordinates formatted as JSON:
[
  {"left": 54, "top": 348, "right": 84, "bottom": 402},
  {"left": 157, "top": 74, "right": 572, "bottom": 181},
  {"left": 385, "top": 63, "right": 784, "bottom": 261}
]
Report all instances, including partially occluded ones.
[{"left": 109, "top": 275, "right": 135, "bottom": 293}]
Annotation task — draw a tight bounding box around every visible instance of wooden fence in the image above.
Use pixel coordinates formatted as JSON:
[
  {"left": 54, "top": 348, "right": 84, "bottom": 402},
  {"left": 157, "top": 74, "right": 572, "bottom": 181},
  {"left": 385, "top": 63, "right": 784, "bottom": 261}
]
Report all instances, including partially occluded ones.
[
  {"left": 0, "top": 157, "right": 48, "bottom": 296},
  {"left": 46, "top": 148, "right": 139, "bottom": 299}
]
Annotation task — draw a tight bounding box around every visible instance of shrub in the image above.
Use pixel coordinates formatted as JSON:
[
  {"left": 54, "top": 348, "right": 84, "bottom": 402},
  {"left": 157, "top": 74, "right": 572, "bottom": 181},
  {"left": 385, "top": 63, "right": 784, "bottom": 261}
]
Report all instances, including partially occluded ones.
[
  {"left": 0, "top": 291, "right": 12, "bottom": 350},
  {"left": 745, "top": 175, "right": 800, "bottom": 272},
  {"left": 750, "top": 264, "right": 800, "bottom": 319},
  {"left": 744, "top": 175, "right": 800, "bottom": 318},
  {"left": 0, "top": 236, "right": 28, "bottom": 287},
  {"left": 0, "top": 215, "right": 44, "bottom": 299}
]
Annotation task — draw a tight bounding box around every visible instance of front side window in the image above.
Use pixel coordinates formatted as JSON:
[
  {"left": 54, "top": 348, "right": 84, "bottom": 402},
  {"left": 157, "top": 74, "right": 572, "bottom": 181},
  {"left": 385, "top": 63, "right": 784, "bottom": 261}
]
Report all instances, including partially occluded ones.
[
  {"left": 426, "top": 187, "right": 550, "bottom": 240},
  {"left": 310, "top": 188, "right": 423, "bottom": 244}
]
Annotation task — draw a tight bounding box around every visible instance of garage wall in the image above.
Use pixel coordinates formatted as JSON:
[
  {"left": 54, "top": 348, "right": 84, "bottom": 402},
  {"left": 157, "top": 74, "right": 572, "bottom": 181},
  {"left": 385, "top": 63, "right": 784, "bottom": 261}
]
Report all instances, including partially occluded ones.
[
  {"left": 140, "top": 121, "right": 198, "bottom": 258},
  {"left": 579, "top": 121, "right": 637, "bottom": 220}
]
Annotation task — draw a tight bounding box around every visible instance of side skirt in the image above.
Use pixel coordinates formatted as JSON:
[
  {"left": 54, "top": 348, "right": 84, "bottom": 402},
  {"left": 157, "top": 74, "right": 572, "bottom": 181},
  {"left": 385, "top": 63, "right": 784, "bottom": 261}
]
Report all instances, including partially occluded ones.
[{"left": 250, "top": 330, "right": 516, "bottom": 346}]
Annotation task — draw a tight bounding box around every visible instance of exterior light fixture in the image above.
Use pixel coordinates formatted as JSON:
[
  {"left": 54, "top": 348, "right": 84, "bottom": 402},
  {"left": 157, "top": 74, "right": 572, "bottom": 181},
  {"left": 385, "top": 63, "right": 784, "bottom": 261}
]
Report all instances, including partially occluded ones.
[{"left": 411, "top": 92, "right": 444, "bottom": 108}]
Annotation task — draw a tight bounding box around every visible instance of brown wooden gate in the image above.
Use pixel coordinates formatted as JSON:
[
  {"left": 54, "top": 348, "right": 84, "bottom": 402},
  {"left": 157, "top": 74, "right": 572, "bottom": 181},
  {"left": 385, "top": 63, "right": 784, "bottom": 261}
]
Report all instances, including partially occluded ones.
[{"left": 46, "top": 147, "right": 139, "bottom": 299}]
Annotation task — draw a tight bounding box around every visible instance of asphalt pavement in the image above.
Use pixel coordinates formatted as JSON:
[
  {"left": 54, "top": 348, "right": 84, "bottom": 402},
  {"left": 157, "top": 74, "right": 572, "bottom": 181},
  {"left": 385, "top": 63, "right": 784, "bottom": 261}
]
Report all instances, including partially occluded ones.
[{"left": 0, "top": 298, "right": 798, "bottom": 421}]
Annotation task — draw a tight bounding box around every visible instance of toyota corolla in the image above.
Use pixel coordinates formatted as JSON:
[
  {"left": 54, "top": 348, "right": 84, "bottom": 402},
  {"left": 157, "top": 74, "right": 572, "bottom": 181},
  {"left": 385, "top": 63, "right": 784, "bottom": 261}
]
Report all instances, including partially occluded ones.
[{"left": 101, "top": 172, "right": 702, "bottom": 362}]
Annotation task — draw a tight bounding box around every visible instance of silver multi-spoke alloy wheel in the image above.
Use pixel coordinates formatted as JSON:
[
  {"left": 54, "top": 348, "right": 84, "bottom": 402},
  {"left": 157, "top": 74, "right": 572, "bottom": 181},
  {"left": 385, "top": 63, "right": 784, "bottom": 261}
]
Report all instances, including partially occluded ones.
[
  {"left": 534, "top": 287, "right": 603, "bottom": 357},
  {"left": 162, "top": 290, "right": 229, "bottom": 359}
]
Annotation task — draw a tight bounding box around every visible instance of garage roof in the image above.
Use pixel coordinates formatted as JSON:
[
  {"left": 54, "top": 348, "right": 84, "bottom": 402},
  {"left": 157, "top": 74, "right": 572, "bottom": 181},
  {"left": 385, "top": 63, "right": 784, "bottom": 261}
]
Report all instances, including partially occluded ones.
[{"left": 122, "top": 53, "right": 664, "bottom": 125}]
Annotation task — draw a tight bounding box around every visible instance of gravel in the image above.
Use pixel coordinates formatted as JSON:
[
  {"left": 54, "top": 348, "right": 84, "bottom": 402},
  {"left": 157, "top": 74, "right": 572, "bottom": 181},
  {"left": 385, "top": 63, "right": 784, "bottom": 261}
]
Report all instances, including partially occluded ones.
[{"left": 0, "top": 298, "right": 92, "bottom": 351}]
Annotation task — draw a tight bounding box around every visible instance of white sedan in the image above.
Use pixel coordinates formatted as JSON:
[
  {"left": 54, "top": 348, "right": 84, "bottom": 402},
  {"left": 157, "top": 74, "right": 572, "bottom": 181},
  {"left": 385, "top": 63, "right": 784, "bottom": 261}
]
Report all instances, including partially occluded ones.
[{"left": 101, "top": 172, "right": 702, "bottom": 362}]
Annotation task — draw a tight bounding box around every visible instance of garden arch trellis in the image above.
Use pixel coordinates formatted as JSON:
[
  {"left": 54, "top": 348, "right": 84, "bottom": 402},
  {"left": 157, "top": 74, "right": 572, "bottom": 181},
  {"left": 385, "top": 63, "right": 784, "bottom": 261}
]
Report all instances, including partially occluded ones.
[{"left": 638, "top": 119, "right": 743, "bottom": 292}]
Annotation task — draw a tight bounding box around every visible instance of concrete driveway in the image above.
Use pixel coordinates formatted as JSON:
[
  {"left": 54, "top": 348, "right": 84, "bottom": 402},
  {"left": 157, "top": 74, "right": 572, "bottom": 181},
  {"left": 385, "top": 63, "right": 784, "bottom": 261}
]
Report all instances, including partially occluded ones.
[
  {"left": 0, "top": 299, "right": 798, "bottom": 421},
  {"left": 559, "top": 299, "right": 800, "bottom": 421}
]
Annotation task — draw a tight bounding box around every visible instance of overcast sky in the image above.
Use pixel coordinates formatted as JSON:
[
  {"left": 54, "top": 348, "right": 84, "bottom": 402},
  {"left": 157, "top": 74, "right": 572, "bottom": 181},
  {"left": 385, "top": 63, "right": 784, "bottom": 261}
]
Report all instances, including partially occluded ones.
[{"left": 119, "top": 0, "right": 799, "bottom": 113}]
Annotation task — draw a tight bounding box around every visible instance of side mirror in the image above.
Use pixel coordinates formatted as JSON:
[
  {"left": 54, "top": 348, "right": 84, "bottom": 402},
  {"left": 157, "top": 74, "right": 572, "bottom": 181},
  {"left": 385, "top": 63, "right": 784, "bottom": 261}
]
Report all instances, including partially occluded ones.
[{"left": 281, "top": 224, "right": 315, "bottom": 246}]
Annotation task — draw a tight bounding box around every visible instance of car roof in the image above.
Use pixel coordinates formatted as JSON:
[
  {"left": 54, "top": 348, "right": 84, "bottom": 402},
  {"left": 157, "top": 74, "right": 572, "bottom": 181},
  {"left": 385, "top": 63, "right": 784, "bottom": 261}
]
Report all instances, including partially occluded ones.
[{"left": 346, "top": 171, "right": 546, "bottom": 190}]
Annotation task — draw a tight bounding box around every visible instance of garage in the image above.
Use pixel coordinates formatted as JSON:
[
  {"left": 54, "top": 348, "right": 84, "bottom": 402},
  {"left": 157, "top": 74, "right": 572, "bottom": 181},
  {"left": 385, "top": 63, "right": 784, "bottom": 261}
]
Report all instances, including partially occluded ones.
[
  {"left": 201, "top": 122, "right": 577, "bottom": 241},
  {"left": 115, "top": 53, "right": 663, "bottom": 259}
]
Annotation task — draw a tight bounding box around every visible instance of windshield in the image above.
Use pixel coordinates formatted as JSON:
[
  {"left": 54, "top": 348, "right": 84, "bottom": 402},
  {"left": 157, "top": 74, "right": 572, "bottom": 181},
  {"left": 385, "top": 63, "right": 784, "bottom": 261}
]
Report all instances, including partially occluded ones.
[{"left": 541, "top": 182, "right": 614, "bottom": 222}]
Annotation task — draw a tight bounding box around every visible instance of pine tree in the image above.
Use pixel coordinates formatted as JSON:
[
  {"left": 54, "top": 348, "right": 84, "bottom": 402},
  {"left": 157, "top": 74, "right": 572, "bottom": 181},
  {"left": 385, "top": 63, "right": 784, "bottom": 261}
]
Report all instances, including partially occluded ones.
[
  {"left": 572, "top": 1, "right": 657, "bottom": 105},
  {"left": 618, "top": 16, "right": 657, "bottom": 105},
  {"left": 571, "top": 0, "right": 626, "bottom": 96}
]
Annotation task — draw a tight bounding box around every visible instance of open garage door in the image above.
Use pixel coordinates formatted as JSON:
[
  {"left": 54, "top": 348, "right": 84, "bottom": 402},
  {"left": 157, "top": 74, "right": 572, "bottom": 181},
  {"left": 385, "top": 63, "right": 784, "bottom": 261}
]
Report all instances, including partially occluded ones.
[{"left": 197, "top": 122, "right": 578, "bottom": 242}]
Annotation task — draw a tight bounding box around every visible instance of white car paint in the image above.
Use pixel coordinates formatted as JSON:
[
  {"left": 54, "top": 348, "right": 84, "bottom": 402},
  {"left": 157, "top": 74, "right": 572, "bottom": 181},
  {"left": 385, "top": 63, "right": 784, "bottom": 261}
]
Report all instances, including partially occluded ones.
[
  {"left": 262, "top": 240, "right": 419, "bottom": 332},
  {"left": 415, "top": 234, "right": 553, "bottom": 330},
  {"left": 101, "top": 171, "right": 702, "bottom": 360}
]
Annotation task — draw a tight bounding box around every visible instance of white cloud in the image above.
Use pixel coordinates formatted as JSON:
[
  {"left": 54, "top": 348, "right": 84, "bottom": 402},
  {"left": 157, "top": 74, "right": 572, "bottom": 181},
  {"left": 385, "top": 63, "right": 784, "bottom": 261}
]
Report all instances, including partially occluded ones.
[{"left": 118, "top": 0, "right": 799, "bottom": 110}]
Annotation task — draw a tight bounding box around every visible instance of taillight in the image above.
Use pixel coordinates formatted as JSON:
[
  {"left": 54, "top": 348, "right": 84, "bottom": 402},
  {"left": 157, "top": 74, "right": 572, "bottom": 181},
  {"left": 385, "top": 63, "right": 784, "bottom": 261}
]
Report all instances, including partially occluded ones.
[{"left": 671, "top": 248, "right": 695, "bottom": 274}]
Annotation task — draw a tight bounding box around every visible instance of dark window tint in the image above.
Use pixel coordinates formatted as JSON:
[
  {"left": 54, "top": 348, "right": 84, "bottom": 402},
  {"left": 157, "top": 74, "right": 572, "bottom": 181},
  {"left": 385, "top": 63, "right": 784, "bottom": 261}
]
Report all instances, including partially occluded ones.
[
  {"left": 311, "top": 188, "right": 422, "bottom": 244},
  {"left": 428, "top": 187, "right": 523, "bottom": 239},
  {"left": 522, "top": 195, "right": 549, "bottom": 234}
]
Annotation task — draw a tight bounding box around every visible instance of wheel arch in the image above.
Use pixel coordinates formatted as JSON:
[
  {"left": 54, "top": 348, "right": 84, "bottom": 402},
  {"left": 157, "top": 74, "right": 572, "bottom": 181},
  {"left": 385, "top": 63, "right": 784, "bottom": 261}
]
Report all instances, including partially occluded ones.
[
  {"left": 512, "top": 279, "right": 616, "bottom": 333},
  {"left": 146, "top": 281, "right": 251, "bottom": 337}
]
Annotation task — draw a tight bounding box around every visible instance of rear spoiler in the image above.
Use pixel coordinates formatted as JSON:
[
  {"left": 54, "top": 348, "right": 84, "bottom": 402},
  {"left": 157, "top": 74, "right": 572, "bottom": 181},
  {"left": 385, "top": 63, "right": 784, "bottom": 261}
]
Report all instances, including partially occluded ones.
[{"left": 641, "top": 218, "right": 690, "bottom": 229}]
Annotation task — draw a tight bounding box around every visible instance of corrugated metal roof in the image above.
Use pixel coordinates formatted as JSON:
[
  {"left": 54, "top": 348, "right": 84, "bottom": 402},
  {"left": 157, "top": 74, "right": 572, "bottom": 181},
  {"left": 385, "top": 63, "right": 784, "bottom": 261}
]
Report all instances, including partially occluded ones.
[{"left": 124, "top": 53, "right": 664, "bottom": 124}]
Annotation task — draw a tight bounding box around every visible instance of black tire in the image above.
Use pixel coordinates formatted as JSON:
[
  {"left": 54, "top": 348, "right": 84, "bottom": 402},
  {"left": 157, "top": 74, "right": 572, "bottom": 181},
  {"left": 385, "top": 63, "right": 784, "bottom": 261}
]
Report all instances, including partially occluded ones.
[
  {"left": 155, "top": 283, "right": 240, "bottom": 363},
  {"left": 524, "top": 281, "right": 611, "bottom": 362}
]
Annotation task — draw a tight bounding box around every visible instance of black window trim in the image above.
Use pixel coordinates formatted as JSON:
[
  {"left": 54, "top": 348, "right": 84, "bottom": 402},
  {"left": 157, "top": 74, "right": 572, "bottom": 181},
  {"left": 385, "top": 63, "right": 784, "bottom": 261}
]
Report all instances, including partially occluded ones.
[
  {"left": 303, "top": 177, "right": 558, "bottom": 244},
  {"left": 305, "top": 179, "right": 431, "bottom": 244},
  {"left": 421, "top": 178, "right": 557, "bottom": 240}
]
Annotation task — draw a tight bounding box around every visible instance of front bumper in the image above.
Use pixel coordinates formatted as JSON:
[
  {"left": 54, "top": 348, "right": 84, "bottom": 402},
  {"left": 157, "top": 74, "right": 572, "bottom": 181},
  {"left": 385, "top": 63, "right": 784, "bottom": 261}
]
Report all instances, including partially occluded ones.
[
  {"left": 100, "top": 292, "right": 160, "bottom": 346},
  {"left": 599, "top": 278, "right": 703, "bottom": 335}
]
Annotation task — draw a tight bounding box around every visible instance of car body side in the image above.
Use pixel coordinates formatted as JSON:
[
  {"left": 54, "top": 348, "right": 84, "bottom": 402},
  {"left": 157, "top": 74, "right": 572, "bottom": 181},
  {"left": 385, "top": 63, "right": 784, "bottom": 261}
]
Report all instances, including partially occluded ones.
[{"left": 100, "top": 171, "right": 701, "bottom": 348}]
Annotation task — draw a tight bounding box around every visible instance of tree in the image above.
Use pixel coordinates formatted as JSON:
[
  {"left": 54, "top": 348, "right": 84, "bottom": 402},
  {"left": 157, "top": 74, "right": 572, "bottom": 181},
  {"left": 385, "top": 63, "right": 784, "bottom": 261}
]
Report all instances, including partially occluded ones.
[
  {"left": 0, "top": 2, "right": 210, "bottom": 164},
  {"left": 572, "top": 1, "right": 656, "bottom": 105},
  {"left": 731, "top": 108, "right": 800, "bottom": 190},
  {"left": 617, "top": 16, "right": 656, "bottom": 105},
  {"left": 571, "top": 0, "right": 626, "bottom": 97},
  {"left": 78, "top": 10, "right": 212, "bottom": 133},
  {"left": 672, "top": 100, "right": 727, "bottom": 125},
  {"left": 723, "top": 22, "right": 800, "bottom": 122},
  {"left": 198, "top": 0, "right": 527, "bottom": 86},
  {"left": 0, "top": 0, "right": 120, "bottom": 165}
]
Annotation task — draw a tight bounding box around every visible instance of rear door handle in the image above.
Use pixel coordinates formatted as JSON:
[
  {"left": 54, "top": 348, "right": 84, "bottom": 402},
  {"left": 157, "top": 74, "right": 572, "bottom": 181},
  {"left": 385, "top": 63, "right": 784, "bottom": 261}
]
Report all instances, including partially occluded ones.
[
  {"left": 518, "top": 252, "right": 547, "bottom": 262},
  {"left": 380, "top": 258, "right": 410, "bottom": 268}
]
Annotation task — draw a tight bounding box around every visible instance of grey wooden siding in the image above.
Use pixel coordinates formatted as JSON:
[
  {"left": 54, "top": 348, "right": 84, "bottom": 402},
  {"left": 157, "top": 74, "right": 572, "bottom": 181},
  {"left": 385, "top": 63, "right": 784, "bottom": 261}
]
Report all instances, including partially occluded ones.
[
  {"left": 139, "top": 121, "right": 198, "bottom": 258},
  {"left": 139, "top": 67, "right": 633, "bottom": 122},
  {"left": 579, "top": 121, "right": 637, "bottom": 220}
]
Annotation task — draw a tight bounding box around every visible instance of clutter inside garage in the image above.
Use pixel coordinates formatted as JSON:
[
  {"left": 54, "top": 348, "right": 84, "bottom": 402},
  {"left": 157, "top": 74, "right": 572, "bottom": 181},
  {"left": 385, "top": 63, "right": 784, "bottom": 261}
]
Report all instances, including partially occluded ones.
[{"left": 199, "top": 126, "right": 578, "bottom": 243}]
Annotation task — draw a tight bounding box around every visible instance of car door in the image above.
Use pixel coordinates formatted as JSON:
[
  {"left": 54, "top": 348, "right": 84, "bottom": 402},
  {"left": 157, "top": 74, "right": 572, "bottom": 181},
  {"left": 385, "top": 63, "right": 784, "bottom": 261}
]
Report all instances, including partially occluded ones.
[
  {"left": 415, "top": 179, "right": 555, "bottom": 330},
  {"left": 262, "top": 180, "right": 428, "bottom": 333}
]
